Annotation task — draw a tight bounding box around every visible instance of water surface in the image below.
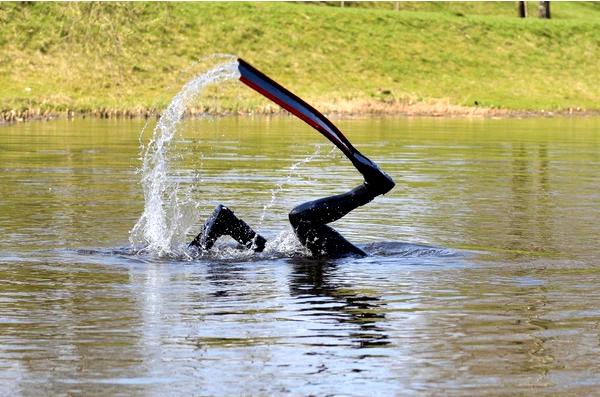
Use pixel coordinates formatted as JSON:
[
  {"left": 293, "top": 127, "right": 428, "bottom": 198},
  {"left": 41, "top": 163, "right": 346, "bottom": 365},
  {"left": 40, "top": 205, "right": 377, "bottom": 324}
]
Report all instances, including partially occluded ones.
[{"left": 1, "top": 116, "right": 600, "bottom": 396}]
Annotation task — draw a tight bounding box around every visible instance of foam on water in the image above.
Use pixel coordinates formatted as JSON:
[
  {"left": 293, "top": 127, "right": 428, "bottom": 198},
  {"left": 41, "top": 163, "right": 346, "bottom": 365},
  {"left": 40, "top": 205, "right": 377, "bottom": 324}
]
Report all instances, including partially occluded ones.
[{"left": 130, "top": 58, "right": 240, "bottom": 256}]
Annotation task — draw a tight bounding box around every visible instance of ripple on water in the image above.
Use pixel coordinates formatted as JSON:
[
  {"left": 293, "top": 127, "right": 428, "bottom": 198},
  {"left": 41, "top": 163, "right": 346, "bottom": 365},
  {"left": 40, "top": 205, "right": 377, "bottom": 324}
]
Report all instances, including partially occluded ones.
[{"left": 3, "top": 116, "right": 600, "bottom": 395}]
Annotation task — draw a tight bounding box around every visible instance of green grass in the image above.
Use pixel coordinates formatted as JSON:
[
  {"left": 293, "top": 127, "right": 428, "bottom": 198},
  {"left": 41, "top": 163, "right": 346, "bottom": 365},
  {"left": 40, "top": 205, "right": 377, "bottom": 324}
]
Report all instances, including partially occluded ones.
[
  {"left": 1, "top": 2, "right": 599, "bottom": 117},
  {"left": 317, "top": 1, "right": 600, "bottom": 20}
]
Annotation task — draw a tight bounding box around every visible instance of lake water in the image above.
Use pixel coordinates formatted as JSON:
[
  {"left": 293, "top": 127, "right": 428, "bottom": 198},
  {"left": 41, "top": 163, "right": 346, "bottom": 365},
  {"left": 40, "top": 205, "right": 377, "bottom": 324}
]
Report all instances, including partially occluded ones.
[{"left": 1, "top": 116, "right": 600, "bottom": 396}]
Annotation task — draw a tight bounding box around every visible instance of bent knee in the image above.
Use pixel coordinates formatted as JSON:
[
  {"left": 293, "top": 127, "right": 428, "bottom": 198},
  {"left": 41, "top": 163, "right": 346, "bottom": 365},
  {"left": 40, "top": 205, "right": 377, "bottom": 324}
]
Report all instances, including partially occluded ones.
[
  {"left": 288, "top": 206, "right": 302, "bottom": 228},
  {"left": 289, "top": 203, "right": 314, "bottom": 229}
]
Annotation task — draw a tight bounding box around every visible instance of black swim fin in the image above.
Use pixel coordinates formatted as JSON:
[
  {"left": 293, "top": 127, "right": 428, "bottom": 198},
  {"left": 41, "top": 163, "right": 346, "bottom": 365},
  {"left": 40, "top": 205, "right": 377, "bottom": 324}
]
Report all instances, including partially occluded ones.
[{"left": 237, "top": 58, "right": 395, "bottom": 195}]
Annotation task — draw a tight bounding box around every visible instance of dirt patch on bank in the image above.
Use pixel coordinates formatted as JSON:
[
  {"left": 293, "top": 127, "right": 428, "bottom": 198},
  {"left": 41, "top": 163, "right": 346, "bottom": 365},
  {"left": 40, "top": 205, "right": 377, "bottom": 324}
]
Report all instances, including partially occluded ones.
[{"left": 1, "top": 101, "right": 598, "bottom": 125}]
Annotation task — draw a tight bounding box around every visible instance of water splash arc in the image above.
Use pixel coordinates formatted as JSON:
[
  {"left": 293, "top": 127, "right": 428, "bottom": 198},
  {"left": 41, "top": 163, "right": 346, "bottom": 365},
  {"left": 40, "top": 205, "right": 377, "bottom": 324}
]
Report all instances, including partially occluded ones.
[{"left": 130, "top": 59, "right": 240, "bottom": 255}]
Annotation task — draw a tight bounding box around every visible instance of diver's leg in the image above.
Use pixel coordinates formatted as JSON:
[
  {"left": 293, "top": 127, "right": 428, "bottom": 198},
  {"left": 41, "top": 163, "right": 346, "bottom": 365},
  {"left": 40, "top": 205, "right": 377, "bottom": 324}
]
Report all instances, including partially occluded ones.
[
  {"left": 189, "top": 204, "right": 266, "bottom": 252},
  {"left": 288, "top": 156, "right": 396, "bottom": 258},
  {"left": 289, "top": 183, "right": 378, "bottom": 258},
  {"left": 292, "top": 221, "right": 367, "bottom": 258},
  {"left": 289, "top": 183, "right": 376, "bottom": 226}
]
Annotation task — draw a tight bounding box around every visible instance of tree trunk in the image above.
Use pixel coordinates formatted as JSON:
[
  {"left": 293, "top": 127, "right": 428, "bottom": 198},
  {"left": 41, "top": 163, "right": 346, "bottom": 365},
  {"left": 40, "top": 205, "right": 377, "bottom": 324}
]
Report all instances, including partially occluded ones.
[
  {"left": 518, "top": 1, "right": 527, "bottom": 18},
  {"left": 539, "top": 1, "right": 551, "bottom": 19}
]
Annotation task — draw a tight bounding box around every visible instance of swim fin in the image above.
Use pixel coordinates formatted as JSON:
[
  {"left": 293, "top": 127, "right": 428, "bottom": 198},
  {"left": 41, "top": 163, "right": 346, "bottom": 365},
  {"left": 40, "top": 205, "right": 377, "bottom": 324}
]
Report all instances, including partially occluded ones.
[{"left": 237, "top": 58, "right": 395, "bottom": 195}]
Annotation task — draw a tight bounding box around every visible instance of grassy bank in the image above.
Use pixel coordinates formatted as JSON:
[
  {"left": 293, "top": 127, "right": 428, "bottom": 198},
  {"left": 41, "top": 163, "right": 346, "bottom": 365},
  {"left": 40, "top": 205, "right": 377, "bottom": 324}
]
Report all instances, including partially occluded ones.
[{"left": 1, "top": 2, "right": 599, "bottom": 121}]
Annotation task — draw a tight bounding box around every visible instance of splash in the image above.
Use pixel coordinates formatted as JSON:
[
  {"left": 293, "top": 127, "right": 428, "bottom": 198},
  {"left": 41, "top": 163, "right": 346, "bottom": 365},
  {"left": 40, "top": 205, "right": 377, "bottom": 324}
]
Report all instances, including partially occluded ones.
[
  {"left": 258, "top": 144, "right": 322, "bottom": 226},
  {"left": 130, "top": 58, "right": 240, "bottom": 255}
]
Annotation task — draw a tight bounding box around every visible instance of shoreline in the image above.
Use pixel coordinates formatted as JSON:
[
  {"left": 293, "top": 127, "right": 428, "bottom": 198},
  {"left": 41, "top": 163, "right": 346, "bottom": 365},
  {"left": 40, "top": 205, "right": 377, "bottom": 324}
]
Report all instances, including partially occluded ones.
[{"left": 1, "top": 102, "right": 599, "bottom": 125}]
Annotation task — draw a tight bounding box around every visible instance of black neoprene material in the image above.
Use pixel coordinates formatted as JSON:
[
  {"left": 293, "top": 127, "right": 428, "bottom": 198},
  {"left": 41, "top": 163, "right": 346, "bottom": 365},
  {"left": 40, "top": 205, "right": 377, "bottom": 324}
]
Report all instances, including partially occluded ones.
[
  {"left": 288, "top": 184, "right": 375, "bottom": 226},
  {"left": 190, "top": 183, "right": 376, "bottom": 258},
  {"left": 288, "top": 183, "right": 377, "bottom": 258},
  {"left": 189, "top": 205, "right": 266, "bottom": 252}
]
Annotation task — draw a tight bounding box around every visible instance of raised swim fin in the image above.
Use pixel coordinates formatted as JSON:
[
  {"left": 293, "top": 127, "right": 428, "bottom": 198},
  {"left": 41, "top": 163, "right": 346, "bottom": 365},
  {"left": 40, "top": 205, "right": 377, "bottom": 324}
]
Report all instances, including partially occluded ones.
[{"left": 237, "top": 58, "right": 395, "bottom": 194}]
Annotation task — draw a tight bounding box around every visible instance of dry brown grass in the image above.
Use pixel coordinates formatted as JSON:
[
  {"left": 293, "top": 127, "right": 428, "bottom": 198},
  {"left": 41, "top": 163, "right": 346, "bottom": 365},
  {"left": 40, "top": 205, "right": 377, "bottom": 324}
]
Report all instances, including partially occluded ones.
[{"left": 3, "top": 99, "right": 597, "bottom": 125}]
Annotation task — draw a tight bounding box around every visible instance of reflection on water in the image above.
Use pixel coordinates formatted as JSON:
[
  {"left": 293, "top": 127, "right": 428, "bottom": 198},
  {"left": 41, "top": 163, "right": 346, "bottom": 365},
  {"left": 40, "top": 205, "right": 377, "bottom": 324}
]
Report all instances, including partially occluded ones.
[
  {"left": 1, "top": 117, "right": 600, "bottom": 395},
  {"left": 288, "top": 258, "right": 390, "bottom": 349}
]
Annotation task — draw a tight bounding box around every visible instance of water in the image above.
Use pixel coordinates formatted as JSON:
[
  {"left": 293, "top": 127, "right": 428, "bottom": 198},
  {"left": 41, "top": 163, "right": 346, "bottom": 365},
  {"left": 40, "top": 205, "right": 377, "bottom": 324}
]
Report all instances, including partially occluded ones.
[
  {"left": 2, "top": 116, "right": 600, "bottom": 396},
  {"left": 131, "top": 58, "right": 240, "bottom": 255}
]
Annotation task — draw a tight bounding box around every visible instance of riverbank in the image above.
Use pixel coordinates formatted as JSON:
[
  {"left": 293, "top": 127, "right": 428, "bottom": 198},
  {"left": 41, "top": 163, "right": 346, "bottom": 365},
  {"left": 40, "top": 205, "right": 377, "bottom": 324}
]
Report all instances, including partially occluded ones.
[
  {"left": 1, "top": 2, "right": 599, "bottom": 123},
  {"left": 2, "top": 102, "right": 598, "bottom": 125}
]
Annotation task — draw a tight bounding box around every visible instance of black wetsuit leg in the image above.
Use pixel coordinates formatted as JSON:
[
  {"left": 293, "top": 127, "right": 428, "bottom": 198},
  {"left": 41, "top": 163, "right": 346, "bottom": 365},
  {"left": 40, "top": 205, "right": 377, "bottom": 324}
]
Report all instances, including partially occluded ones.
[
  {"left": 189, "top": 204, "right": 266, "bottom": 252},
  {"left": 288, "top": 183, "right": 378, "bottom": 258}
]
